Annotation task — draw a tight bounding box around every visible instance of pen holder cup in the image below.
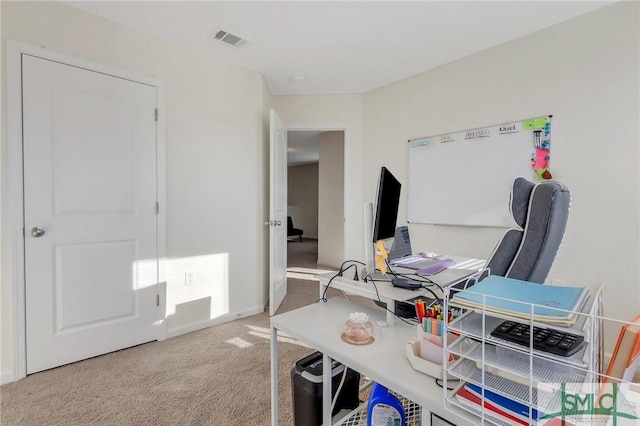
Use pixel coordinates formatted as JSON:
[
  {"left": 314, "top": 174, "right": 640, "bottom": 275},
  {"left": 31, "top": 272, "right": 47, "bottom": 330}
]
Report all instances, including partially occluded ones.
[
  {"left": 406, "top": 324, "right": 459, "bottom": 379},
  {"left": 406, "top": 341, "right": 458, "bottom": 380},
  {"left": 416, "top": 324, "right": 459, "bottom": 363}
]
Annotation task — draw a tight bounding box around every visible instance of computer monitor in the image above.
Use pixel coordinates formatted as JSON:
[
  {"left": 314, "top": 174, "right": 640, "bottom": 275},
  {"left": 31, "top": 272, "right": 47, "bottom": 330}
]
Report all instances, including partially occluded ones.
[
  {"left": 372, "top": 167, "right": 401, "bottom": 243},
  {"left": 363, "top": 167, "right": 402, "bottom": 278}
]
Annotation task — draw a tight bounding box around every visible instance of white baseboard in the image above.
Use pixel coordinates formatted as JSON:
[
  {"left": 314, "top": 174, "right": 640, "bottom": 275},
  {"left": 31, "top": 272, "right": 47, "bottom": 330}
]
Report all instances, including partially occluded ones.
[
  {"left": 1, "top": 369, "right": 15, "bottom": 385},
  {"left": 165, "top": 305, "right": 264, "bottom": 339}
]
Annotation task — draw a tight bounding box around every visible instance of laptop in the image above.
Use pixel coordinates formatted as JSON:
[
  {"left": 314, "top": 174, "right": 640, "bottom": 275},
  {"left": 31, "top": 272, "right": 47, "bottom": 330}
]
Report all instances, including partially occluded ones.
[
  {"left": 387, "top": 226, "right": 481, "bottom": 285},
  {"left": 387, "top": 226, "right": 441, "bottom": 271}
]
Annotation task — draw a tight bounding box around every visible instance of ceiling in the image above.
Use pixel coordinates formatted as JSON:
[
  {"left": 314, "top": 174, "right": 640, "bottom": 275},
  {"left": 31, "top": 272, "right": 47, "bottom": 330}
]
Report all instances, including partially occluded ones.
[
  {"left": 64, "top": 1, "right": 612, "bottom": 166},
  {"left": 288, "top": 131, "right": 320, "bottom": 167},
  {"left": 65, "top": 1, "right": 612, "bottom": 96}
]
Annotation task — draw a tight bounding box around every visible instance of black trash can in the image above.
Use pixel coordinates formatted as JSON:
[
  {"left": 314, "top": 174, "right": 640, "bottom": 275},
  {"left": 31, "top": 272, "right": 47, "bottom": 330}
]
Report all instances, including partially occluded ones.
[{"left": 291, "top": 351, "right": 361, "bottom": 425}]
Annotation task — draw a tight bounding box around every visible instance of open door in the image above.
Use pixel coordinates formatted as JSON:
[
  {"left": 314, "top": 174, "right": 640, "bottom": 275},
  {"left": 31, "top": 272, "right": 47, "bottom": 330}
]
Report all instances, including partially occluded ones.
[{"left": 269, "top": 109, "right": 288, "bottom": 316}]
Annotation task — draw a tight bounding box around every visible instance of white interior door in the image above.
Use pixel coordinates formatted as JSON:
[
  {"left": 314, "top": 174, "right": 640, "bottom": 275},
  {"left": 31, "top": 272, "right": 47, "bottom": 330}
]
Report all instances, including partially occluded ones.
[
  {"left": 22, "top": 54, "right": 159, "bottom": 374},
  {"left": 269, "top": 109, "right": 288, "bottom": 316}
]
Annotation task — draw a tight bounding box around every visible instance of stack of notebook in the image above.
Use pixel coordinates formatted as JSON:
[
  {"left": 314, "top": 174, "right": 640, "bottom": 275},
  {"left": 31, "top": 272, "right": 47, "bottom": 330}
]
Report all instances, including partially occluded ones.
[{"left": 449, "top": 275, "right": 590, "bottom": 326}]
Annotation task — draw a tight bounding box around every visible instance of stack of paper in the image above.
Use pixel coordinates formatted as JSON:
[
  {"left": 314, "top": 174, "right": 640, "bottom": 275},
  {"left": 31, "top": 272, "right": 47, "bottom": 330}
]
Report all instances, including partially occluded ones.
[{"left": 450, "top": 275, "right": 589, "bottom": 326}]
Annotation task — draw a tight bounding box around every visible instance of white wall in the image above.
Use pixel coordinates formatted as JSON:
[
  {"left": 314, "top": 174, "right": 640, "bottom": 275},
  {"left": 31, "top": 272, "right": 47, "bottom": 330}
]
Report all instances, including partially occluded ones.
[
  {"left": 318, "top": 131, "right": 345, "bottom": 267},
  {"left": 274, "top": 3, "right": 639, "bottom": 333},
  {"left": 288, "top": 163, "right": 319, "bottom": 239},
  {"left": 363, "top": 2, "right": 639, "bottom": 328},
  {"left": 1, "top": 1, "right": 269, "bottom": 381},
  {"left": 271, "top": 95, "right": 364, "bottom": 263},
  {"left": 2, "top": 0, "right": 637, "bottom": 382}
]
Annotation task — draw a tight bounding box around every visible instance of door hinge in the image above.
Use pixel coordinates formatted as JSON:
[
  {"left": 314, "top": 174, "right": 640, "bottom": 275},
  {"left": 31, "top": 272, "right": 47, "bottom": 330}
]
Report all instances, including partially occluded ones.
[
  {"left": 157, "top": 294, "right": 160, "bottom": 306},
  {"left": 154, "top": 108, "right": 158, "bottom": 122},
  {"left": 155, "top": 201, "right": 160, "bottom": 214}
]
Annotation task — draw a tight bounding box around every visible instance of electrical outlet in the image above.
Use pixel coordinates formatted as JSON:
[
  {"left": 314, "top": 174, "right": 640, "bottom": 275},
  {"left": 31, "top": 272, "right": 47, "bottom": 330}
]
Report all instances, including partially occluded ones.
[{"left": 185, "top": 272, "right": 195, "bottom": 286}]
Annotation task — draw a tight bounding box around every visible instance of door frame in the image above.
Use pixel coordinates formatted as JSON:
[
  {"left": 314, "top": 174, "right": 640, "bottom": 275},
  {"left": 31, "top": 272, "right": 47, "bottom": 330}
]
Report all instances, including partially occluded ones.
[
  {"left": 6, "top": 40, "right": 167, "bottom": 381},
  {"left": 285, "top": 124, "right": 349, "bottom": 268}
]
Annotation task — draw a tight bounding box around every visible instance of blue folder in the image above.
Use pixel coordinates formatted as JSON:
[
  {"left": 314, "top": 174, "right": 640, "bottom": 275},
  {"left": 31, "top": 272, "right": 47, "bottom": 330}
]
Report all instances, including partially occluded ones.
[
  {"left": 451, "top": 275, "right": 588, "bottom": 320},
  {"left": 465, "top": 382, "right": 544, "bottom": 420}
]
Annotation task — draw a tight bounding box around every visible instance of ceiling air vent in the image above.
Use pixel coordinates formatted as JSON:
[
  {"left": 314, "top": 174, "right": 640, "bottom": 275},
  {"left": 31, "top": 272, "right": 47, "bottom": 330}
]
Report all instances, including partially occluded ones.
[{"left": 213, "top": 30, "right": 246, "bottom": 48}]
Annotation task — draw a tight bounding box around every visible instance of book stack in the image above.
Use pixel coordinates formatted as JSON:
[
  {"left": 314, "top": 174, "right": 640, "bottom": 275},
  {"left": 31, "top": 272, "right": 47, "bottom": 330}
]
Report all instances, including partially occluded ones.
[
  {"left": 603, "top": 314, "right": 640, "bottom": 386},
  {"left": 450, "top": 275, "right": 589, "bottom": 326},
  {"left": 454, "top": 382, "right": 546, "bottom": 425}
]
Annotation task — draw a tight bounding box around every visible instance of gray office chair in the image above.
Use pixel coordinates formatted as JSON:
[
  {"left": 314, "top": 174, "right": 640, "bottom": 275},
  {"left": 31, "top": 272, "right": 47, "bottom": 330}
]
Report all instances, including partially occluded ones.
[{"left": 483, "top": 177, "right": 571, "bottom": 284}]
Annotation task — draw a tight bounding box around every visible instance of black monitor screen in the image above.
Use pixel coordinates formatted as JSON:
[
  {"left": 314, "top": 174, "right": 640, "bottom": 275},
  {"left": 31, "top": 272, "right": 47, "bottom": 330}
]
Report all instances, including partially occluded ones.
[{"left": 372, "top": 167, "right": 401, "bottom": 243}]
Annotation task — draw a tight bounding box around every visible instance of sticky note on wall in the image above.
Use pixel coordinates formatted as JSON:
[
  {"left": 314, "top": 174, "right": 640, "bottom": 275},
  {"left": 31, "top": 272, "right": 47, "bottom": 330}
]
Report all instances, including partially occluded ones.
[
  {"left": 522, "top": 117, "right": 548, "bottom": 131},
  {"left": 533, "top": 117, "right": 548, "bottom": 129}
]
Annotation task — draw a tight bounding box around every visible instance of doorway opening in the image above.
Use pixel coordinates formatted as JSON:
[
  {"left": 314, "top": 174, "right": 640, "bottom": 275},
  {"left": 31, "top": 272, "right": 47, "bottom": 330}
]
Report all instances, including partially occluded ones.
[{"left": 286, "top": 130, "right": 344, "bottom": 277}]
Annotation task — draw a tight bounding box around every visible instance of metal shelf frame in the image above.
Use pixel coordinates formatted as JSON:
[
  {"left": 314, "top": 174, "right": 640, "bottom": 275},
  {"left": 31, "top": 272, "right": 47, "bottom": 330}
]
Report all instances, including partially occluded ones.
[{"left": 442, "top": 283, "right": 605, "bottom": 426}]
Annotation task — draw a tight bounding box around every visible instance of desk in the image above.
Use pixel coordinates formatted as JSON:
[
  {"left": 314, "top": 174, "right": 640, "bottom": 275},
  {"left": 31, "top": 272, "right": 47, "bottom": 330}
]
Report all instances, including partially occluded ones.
[
  {"left": 270, "top": 297, "right": 476, "bottom": 426},
  {"left": 318, "top": 256, "right": 483, "bottom": 326}
]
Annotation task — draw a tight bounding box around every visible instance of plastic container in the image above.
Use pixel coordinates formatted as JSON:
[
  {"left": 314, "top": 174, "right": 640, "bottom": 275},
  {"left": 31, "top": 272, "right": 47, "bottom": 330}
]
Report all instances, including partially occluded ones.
[
  {"left": 343, "top": 317, "right": 374, "bottom": 344},
  {"left": 366, "top": 382, "right": 406, "bottom": 426}
]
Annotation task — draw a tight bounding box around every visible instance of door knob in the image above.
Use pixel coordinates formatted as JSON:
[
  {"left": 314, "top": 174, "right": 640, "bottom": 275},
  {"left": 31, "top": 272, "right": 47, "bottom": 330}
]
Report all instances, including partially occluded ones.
[{"left": 31, "top": 226, "right": 45, "bottom": 238}]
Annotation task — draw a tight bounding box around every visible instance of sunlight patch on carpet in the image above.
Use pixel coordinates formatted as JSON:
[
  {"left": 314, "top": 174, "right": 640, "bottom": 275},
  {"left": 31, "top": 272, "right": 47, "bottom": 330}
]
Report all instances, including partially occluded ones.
[
  {"left": 245, "top": 324, "right": 271, "bottom": 334},
  {"left": 246, "top": 331, "right": 311, "bottom": 348},
  {"left": 287, "top": 271, "right": 320, "bottom": 281},
  {"left": 243, "top": 325, "right": 310, "bottom": 347},
  {"left": 225, "top": 337, "right": 253, "bottom": 348}
]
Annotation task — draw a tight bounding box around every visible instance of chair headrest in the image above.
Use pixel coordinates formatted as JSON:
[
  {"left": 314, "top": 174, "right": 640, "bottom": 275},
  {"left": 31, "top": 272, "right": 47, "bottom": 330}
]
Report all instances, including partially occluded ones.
[
  {"left": 509, "top": 177, "right": 536, "bottom": 228},
  {"left": 506, "top": 177, "right": 571, "bottom": 283}
]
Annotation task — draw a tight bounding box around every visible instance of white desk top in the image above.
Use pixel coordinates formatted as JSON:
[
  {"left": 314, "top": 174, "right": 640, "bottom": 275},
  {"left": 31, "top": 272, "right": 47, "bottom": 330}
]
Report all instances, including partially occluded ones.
[
  {"left": 318, "top": 255, "right": 484, "bottom": 303},
  {"left": 271, "top": 297, "right": 475, "bottom": 424},
  {"left": 318, "top": 273, "right": 425, "bottom": 303}
]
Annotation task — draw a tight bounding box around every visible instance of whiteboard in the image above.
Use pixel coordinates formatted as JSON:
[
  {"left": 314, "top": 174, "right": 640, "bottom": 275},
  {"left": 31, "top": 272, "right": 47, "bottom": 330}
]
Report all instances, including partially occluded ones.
[{"left": 408, "top": 116, "right": 551, "bottom": 227}]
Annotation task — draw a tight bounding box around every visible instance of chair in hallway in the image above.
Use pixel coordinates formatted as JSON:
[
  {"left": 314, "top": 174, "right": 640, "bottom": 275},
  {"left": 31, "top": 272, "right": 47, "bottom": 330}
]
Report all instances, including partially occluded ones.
[{"left": 287, "top": 216, "right": 303, "bottom": 242}]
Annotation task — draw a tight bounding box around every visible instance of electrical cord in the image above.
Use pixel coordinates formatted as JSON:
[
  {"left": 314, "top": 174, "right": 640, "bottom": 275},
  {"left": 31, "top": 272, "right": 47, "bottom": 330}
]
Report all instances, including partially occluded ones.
[
  {"left": 317, "top": 270, "right": 346, "bottom": 303},
  {"left": 337, "top": 259, "right": 366, "bottom": 274},
  {"left": 384, "top": 259, "right": 437, "bottom": 285},
  {"left": 422, "top": 280, "right": 444, "bottom": 294},
  {"left": 318, "top": 259, "right": 432, "bottom": 326},
  {"left": 420, "top": 286, "right": 441, "bottom": 304},
  {"left": 331, "top": 365, "right": 349, "bottom": 414},
  {"left": 363, "top": 275, "right": 415, "bottom": 326},
  {"left": 382, "top": 260, "right": 445, "bottom": 304},
  {"left": 435, "top": 378, "right": 460, "bottom": 391},
  {"left": 316, "top": 260, "right": 366, "bottom": 304}
]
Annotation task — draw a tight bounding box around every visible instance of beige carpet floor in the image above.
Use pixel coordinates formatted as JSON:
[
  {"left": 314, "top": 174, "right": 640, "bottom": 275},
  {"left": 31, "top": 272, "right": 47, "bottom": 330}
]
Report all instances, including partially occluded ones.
[{"left": 0, "top": 238, "right": 373, "bottom": 426}]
